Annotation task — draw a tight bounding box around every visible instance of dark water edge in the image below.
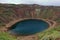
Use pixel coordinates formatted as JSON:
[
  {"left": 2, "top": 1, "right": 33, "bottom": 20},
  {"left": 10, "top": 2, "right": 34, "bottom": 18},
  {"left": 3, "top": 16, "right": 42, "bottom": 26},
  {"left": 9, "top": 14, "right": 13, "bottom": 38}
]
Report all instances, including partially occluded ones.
[{"left": 8, "top": 19, "right": 49, "bottom": 35}]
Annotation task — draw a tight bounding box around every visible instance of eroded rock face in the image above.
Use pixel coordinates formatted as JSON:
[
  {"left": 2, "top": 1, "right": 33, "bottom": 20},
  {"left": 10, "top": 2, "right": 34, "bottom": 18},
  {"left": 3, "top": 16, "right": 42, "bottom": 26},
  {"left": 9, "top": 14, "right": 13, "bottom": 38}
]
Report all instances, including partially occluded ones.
[{"left": 0, "top": 4, "right": 60, "bottom": 27}]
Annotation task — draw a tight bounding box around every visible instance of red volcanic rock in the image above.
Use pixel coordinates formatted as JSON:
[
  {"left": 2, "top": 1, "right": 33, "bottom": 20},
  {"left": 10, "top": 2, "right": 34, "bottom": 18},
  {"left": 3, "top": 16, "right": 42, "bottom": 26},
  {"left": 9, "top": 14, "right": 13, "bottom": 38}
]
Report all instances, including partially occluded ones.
[
  {"left": 0, "top": 4, "right": 60, "bottom": 25},
  {"left": 55, "top": 12, "right": 60, "bottom": 18},
  {"left": 0, "top": 16, "right": 9, "bottom": 24},
  {"left": 55, "top": 38, "right": 60, "bottom": 40}
]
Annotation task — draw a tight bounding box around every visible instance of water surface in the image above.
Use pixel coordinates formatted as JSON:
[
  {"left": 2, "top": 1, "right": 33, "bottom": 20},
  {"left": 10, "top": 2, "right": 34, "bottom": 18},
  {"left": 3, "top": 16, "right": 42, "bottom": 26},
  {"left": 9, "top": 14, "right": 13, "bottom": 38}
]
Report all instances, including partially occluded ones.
[{"left": 9, "top": 19, "right": 49, "bottom": 35}]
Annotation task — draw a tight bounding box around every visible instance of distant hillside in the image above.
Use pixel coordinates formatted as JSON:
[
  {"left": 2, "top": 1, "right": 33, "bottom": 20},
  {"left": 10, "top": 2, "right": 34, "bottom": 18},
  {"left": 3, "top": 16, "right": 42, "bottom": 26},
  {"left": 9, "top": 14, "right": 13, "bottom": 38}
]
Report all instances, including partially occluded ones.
[{"left": 0, "top": 4, "right": 60, "bottom": 27}]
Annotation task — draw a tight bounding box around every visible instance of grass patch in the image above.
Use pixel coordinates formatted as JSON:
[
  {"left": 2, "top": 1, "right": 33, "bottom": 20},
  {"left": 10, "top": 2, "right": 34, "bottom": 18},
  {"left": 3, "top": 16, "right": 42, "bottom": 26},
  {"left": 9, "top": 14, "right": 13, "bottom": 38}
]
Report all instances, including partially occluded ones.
[
  {"left": 38, "top": 26, "right": 60, "bottom": 40},
  {"left": 0, "top": 32, "right": 17, "bottom": 40}
]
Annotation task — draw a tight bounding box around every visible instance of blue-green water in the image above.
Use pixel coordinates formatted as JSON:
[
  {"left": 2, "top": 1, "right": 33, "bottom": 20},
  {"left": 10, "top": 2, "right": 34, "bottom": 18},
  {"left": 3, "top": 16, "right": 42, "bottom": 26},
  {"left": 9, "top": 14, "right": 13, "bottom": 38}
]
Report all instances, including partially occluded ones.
[{"left": 9, "top": 19, "right": 49, "bottom": 35}]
